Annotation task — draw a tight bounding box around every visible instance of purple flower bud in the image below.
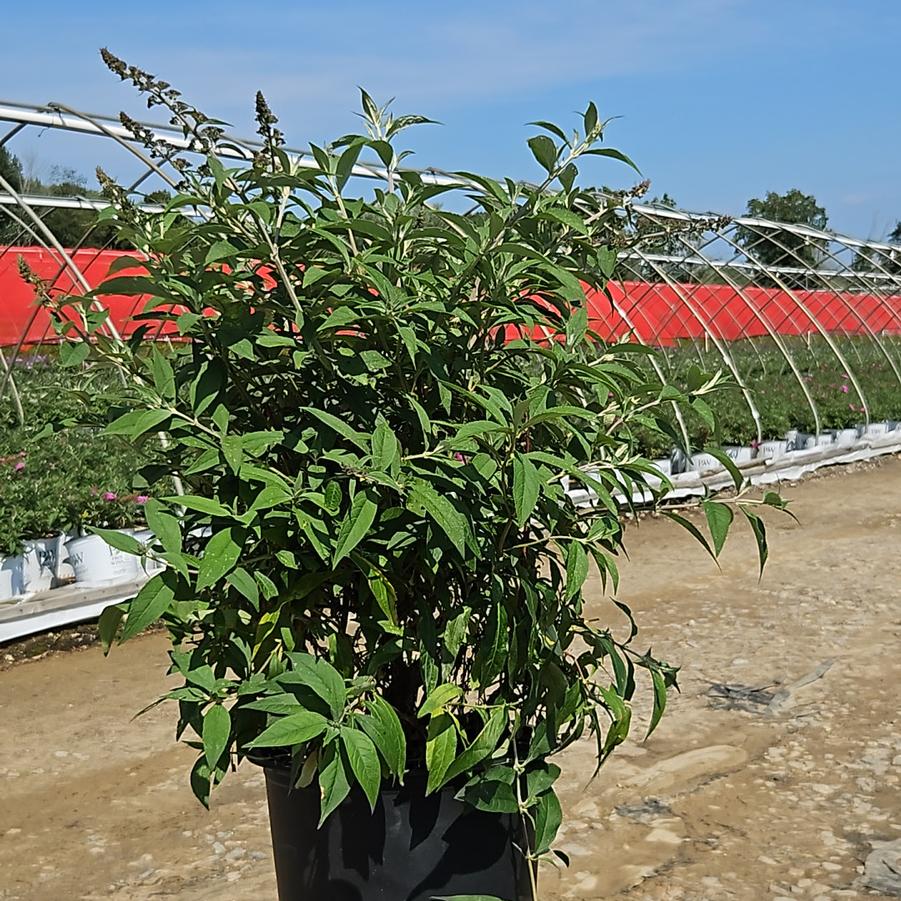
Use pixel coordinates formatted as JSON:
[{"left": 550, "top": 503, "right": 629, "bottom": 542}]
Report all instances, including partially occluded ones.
[
  {"left": 14, "top": 461, "right": 25, "bottom": 472},
  {"left": 135, "top": 495, "right": 149, "bottom": 505},
  {"left": 103, "top": 491, "right": 118, "bottom": 501}
]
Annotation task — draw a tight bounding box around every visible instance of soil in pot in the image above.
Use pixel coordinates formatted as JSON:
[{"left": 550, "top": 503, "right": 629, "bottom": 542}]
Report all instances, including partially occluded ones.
[{"left": 260, "top": 763, "right": 533, "bottom": 901}]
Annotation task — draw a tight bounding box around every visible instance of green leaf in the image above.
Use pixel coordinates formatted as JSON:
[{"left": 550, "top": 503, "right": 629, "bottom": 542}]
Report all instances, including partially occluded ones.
[
  {"left": 149, "top": 346, "right": 176, "bottom": 399},
  {"left": 564, "top": 541, "right": 589, "bottom": 600},
  {"left": 418, "top": 683, "right": 463, "bottom": 718},
  {"left": 663, "top": 511, "right": 716, "bottom": 563},
  {"left": 533, "top": 788, "right": 563, "bottom": 855},
  {"left": 97, "top": 603, "right": 125, "bottom": 655},
  {"left": 120, "top": 573, "right": 175, "bottom": 641},
  {"left": 318, "top": 741, "right": 351, "bottom": 826},
  {"left": 425, "top": 713, "right": 457, "bottom": 794},
  {"left": 242, "top": 694, "right": 301, "bottom": 715},
  {"left": 245, "top": 710, "right": 329, "bottom": 748},
  {"left": 226, "top": 567, "right": 259, "bottom": 607},
  {"left": 442, "top": 706, "right": 506, "bottom": 784},
  {"left": 333, "top": 491, "right": 378, "bottom": 566},
  {"left": 302, "top": 407, "right": 370, "bottom": 452},
  {"left": 197, "top": 527, "right": 245, "bottom": 591},
  {"left": 527, "top": 134, "right": 558, "bottom": 173},
  {"left": 512, "top": 453, "right": 541, "bottom": 528},
  {"left": 703, "top": 501, "right": 734, "bottom": 557},
  {"left": 163, "top": 495, "right": 232, "bottom": 518},
  {"left": 646, "top": 667, "right": 668, "bottom": 738},
  {"left": 104, "top": 408, "right": 170, "bottom": 438},
  {"left": 704, "top": 445, "right": 744, "bottom": 492},
  {"left": 340, "top": 727, "right": 381, "bottom": 810},
  {"left": 281, "top": 653, "right": 347, "bottom": 719},
  {"left": 472, "top": 604, "right": 507, "bottom": 687},
  {"left": 406, "top": 481, "right": 468, "bottom": 555},
  {"left": 371, "top": 419, "right": 399, "bottom": 471},
  {"left": 741, "top": 507, "right": 769, "bottom": 577},
  {"left": 359, "top": 696, "right": 406, "bottom": 778},
  {"left": 89, "top": 526, "right": 143, "bottom": 557},
  {"left": 202, "top": 704, "right": 231, "bottom": 769},
  {"left": 144, "top": 499, "right": 182, "bottom": 555}
]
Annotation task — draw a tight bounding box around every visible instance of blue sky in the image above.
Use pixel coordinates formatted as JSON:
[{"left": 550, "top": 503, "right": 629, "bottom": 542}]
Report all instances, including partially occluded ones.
[{"left": 1, "top": 0, "right": 899, "bottom": 239}]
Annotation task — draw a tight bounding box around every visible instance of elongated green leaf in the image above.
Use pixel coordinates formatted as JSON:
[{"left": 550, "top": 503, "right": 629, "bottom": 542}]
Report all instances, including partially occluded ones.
[
  {"left": 419, "top": 683, "right": 463, "bottom": 718},
  {"left": 245, "top": 710, "right": 329, "bottom": 748},
  {"left": 704, "top": 446, "right": 744, "bottom": 492},
  {"left": 242, "top": 694, "right": 301, "bottom": 715},
  {"left": 371, "top": 419, "right": 399, "bottom": 471},
  {"left": 703, "top": 501, "right": 734, "bottom": 557},
  {"left": 442, "top": 706, "right": 507, "bottom": 784},
  {"left": 741, "top": 507, "right": 769, "bottom": 577},
  {"left": 163, "top": 495, "right": 232, "bottom": 518},
  {"left": 197, "top": 527, "right": 245, "bottom": 591},
  {"left": 301, "top": 407, "right": 369, "bottom": 451},
  {"left": 281, "top": 653, "right": 347, "bottom": 719},
  {"left": 406, "top": 481, "right": 468, "bottom": 555},
  {"left": 97, "top": 603, "right": 125, "bottom": 655},
  {"left": 646, "top": 667, "right": 668, "bottom": 738},
  {"left": 533, "top": 788, "right": 563, "bottom": 855},
  {"left": 663, "top": 510, "right": 716, "bottom": 563},
  {"left": 226, "top": 567, "right": 259, "bottom": 607},
  {"left": 333, "top": 491, "right": 378, "bottom": 565},
  {"left": 104, "top": 408, "right": 170, "bottom": 437},
  {"left": 472, "top": 604, "right": 507, "bottom": 687},
  {"left": 203, "top": 704, "right": 231, "bottom": 769},
  {"left": 425, "top": 713, "right": 457, "bottom": 794},
  {"left": 527, "top": 134, "right": 558, "bottom": 173},
  {"left": 120, "top": 574, "right": 175, "bottom": 641},
  {"left": 89, "top": 526, "right": 143, "bottom": 557},
  {"left": 318, "top": 741, "right": 351, "bottom": 826},
  {"left": 340, "top": 727, "right": 381, "bottom": 810},
  {"left": 144, "top": 499, "right": 182, "bottom": 555},
  {"left": 564, "top": 541, "right": 589, "bottom": 600},
  {"left": 512, "top": 453, "right": 541, "bottom": 528},
  {"left": 358, "top": 696, "right": 406, "bottom": 778}
]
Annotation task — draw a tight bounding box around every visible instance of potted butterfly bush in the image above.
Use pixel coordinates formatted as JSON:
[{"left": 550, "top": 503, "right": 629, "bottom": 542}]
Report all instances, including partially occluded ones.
[{"left": 53, "top": 52, "right": 782, "bottom": 901}]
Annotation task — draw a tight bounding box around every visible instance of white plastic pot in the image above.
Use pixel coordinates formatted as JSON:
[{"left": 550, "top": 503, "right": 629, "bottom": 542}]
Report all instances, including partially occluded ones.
[
  {"left": 757, "top": 439, "right": 788, "bottom": 461},
  {"left": 0, "top": 537, "right": 59, "bottom": 601},
  {"left": 835, "top": 428, "right": 858, "bottom": 447},
  {"left": 724, "top": 446, "right": 753, "bottom": 465},
  {"left": 785, "top": 430, "right": 811, "bottom": 451},
  {"left": 0, "top": 556, "right": 22, "bottom": 602},
  {"left": 132, "top": 529, "right": 164, "bottom": 576},
  {"left": 814, "top": 433, "right": 835, "bottom": 449},
  {"left": 651, "top": 458, "right": 673, "bottom": 477},
  {"left": 65, "top": 533, "right": 141, "bottom": 587},
  {"left": 863, "top": 422, "right": 889, "bottom": 439},
  {"left": 690, "top": 452, "right": 724, "bottom": 474}
]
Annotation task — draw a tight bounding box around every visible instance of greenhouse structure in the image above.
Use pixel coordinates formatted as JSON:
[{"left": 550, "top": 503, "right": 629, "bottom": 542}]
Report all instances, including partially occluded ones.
[{"left": 1, "top": 98, "right": 900, "bottom": 638}]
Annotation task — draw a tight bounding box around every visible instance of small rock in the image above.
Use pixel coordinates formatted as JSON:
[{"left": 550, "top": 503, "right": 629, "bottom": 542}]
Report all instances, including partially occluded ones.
[
  {"left": 225, "top": 848, "right": 245, "bottom": 861},
  {"left": 858, "top": 838, "right": 901, "bottom": 895},
  {"left": 212, "top": 842, "right": 226, "bottom": 855}
]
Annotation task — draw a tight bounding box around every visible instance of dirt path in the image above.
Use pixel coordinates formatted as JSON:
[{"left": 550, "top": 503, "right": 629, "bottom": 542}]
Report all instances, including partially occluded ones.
[{"left": 2, "top": 458, "right": 900, "bottom": 900}]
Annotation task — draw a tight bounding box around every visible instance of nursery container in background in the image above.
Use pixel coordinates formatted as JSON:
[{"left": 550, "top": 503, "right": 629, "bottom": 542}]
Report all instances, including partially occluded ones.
[
  {"left": 835, "top": 428, "right": 859, "bottom": 447},
  {"left": 863, "top": 422, "right": 889, "bottom": 439},
  {"left": 724, "top": 446, "right": 753, "bottom": 465},
  {"left": 757, "top": 439, "right": 789, "bottom": 461},
  {"left": 65, "top": 533, "right": 141, "bottom": 587},
  {"left": 689, "top": 452, "right": 724, "bottom": 474}
]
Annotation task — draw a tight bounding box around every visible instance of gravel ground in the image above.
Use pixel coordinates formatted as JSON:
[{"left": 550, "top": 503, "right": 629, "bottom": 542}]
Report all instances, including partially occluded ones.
[{"left": 1, "top": 457, "right": 900, "bottom": 900}]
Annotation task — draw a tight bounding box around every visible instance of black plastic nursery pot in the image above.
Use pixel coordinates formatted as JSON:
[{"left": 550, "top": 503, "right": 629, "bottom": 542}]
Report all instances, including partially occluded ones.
[{"left": 259, "top": 762, "right": 534, "bottom": 901}]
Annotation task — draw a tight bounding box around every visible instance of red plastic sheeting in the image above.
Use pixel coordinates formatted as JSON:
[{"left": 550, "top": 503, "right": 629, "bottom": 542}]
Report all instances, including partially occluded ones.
[{"left": 2, "top": 247, "right": 901, "bottom": 347}]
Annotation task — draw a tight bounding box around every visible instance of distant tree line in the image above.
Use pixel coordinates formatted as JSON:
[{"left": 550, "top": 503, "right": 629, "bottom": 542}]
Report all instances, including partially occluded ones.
[{"left": 0, "top": 146, "right": 168, "bottom": 249}]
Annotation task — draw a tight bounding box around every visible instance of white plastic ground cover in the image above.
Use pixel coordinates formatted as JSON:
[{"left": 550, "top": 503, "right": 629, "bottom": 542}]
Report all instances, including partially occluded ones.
[
  {"left": 1, "top": 427, "right": 900, "bottom": 643},
  {"left": 566, "top": 425, "right": 901, "bottom": 508}
]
